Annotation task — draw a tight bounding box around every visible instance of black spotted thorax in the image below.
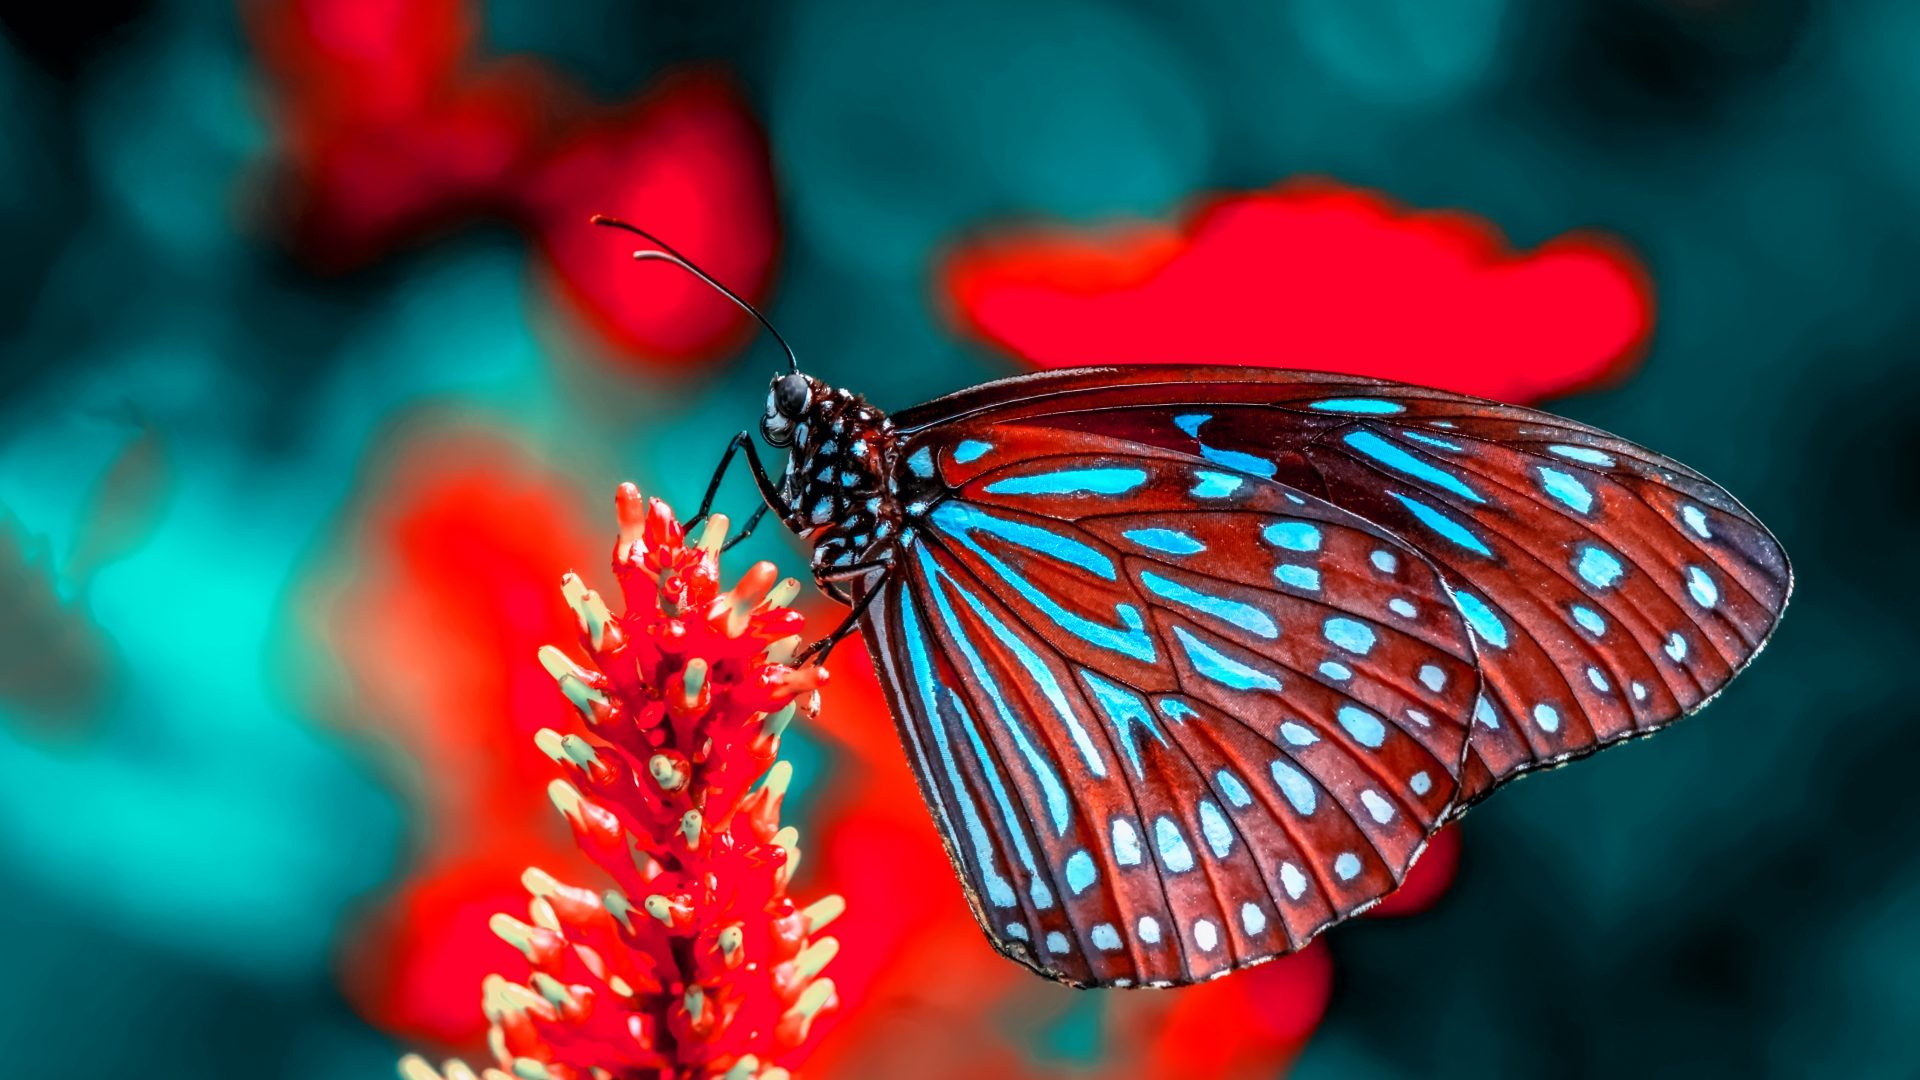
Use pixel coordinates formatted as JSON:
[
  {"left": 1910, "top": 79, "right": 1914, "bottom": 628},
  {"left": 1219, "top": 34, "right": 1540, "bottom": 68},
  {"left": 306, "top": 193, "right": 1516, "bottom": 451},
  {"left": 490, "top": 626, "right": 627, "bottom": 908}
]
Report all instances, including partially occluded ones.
[{"left": 770, "top": 377, "right": 941, "bottom": 593}]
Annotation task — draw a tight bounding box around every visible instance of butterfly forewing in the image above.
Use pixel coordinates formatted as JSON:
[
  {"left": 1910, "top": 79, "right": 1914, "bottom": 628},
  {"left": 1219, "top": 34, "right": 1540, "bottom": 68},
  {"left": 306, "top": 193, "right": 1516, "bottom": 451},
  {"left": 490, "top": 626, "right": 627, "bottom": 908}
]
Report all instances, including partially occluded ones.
[
  {"left": 858, "top": 433, "right": 1480, "bottom": 986},
  {"left": 890, "top": 367, "right": 1792, "bottom": 812}
]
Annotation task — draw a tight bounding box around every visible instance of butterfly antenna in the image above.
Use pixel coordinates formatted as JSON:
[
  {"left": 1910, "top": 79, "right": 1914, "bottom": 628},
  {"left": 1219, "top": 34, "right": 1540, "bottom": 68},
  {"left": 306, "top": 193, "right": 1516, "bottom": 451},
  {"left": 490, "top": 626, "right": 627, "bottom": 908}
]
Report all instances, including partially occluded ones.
[{"left": 589, "top": 214, "right": 799, "bottom": 373}]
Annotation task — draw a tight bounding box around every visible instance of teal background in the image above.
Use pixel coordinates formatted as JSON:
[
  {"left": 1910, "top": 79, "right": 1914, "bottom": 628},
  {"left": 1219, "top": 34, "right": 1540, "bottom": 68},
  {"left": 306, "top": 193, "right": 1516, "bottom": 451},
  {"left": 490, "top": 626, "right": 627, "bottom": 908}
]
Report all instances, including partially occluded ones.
[{"left": 1, "top": 0, "right": 1914, "bottom": 1075}]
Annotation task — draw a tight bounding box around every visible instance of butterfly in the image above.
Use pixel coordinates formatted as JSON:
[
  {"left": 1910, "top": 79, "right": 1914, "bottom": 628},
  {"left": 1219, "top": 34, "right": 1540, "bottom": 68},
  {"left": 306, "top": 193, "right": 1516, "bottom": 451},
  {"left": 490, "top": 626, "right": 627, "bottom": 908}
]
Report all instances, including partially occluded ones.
[{"left": 595, "top": 217, "right": 1793, "bottom": 989}]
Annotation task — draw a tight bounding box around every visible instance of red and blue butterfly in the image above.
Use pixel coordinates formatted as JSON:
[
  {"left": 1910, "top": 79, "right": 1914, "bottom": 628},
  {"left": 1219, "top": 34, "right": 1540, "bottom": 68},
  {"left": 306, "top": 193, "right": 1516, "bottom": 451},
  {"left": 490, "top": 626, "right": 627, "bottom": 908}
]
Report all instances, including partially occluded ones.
[{"left": 597, "top": 218, "right": 1793, "bottom": 989}]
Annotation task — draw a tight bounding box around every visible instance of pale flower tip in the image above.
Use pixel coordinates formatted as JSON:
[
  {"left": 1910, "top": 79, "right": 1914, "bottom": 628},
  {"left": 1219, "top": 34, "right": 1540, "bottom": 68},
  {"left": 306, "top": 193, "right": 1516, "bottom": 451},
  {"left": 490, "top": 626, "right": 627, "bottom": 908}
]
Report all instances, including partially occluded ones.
[
  {"left": 764, "top": 759, "right": 794, "bottom": 798},
  {"left": 684, "top": 985, "right": 706, "bottom": 1021},
  {"left": 511, "top": 1057, "right": 553, "bottom": 1080},
  {"left": 532, "top": 728, "right": 567, "bottom": 763},
  {"left": 643, "top": 893, "right": 674, "bottom": 926},
  {"left": 695, "top": 513, "right": 731, "bottom": 553},
  {"left": 444, "top": 1063, "right": 482, "bottom": 1080},
  {"left": 603, "top": 888, "right": 634, "bottom": 930},
  {"left": 481, "top": 975, "right": 546, "bottom": 1022},
  {"left": 794, "top": 936, "right": 839, "bottom": 981},
  {"left": 560, "top": 573, "right": 614, "bottom": 649},
  {"left": 763, "top": 1070, "right": 793, "bottom": 1080},
  {"left": 718, "top": 924, "right": 745, "bottom": 958},
  {"left": 529, "top": 896, "right": 561, "bottom": 933},
  {"left": 609, "top": 974, "right": 635, "bottom": 997},
  {"left": 681, "top": 809, "right": 704, "bottom": 847},
  {"left": 722, "top": 1056, "right": 762, "bottom": 1080},
  {"left": 535, "top": 645, "right": 574, "bottom": 680},
  {"left": 520, "top": 866, "right": 563, "bottom": 898},
  {"left": 489, "top": 913, "right": 538, "bottom": 957},
  {"left": 529, "top": 971, "right": 572, "bottom": 1008},
  {"left": 801, "top": 894, "right": 846, "bottom": 933},
  {"left": 760, "top": 701, "right": 797, "bottom": 739},
  {"left": 558, "top": 733, "right": 600, "bottom": 768},
  {"left": 396, "top": 1055, "right": 438, "bottom": 1080},
  {"left": 786, "top": 977, "right": 836, "bottom": 1022},
  {"left": 767, "top": 576, "right": 801, "bottom": 609},
  {"left": 763, "top": 634, "right": 801, "bottom": 666},
  {"left": 547, "top": 778, "right": 585, "bottom": 820}
]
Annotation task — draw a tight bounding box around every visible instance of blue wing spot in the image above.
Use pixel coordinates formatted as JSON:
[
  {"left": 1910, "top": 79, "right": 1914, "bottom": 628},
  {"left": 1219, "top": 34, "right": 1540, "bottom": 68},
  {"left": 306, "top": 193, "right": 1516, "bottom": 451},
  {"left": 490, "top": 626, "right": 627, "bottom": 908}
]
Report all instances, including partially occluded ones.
[
  {"left": 1271, "top": 760, "right": 1318, "bottom": 815},
  {"left": 931, "top": 513, "right": 1155, "bottom": 661},
  {"left": 930, "top": 502, "right": 1116, "bottom": 580},
  {"left": 1194, "top": 919, "right": 1219, "bottom": 952},
  {"left": 1391, "top": 492, "right": 1494, "bottom": 557},
  {"left": 1587, "top": 666, "right": 1610, "bottom": 692},
  {"left": 1532, "top": 703, "right": 1561, "bottom": 733},
  {"left": 1200, "top": 446, "right": 1278, "bottom": 478},
  {"left": 1538, "top": 466, "right": 1595, "bottom": 514},
  {"left": 1686, "top": 565, "right": 1719, "bottom": 608},
  {"left": 1046, "top": 931, "right": 1071, "bottom": 954},
  {"left": 1549, "top": 444, "right": 1616, "bottom": 467},
  {"left": 953, "top": 439, "right": 993, "bottom": 464},
  {"left": 1474, "top": 694, "right": 1499, "bottom": 728},
  {"left": 908, "top": 447, "right": 935, "bottom": 477},
  {"left": 1065, "top": 850, "right": 1097, "bottom": 895},
  {"left": 1082, "top": 671, "right": 1168, "bottom": 778},
  {"left": 1323, "top": 616, "right": 1377, "bottom": 655},
  {"left": 1241, "top": 902, "right": 1267, "bottom": 935},
  {"left": 1090, "top": 923, "right": 1122, "bottom": 951},
  {"left": 1334, "top": 852, "right": 1363, "bottom": 880},
  {"left": 1217, "top": 768, "right": 1253, "bottom": 808},
  {"left": 1175, "top": 626, "right": 1284, "bottom": 691},
  {"left": 1274, "top": 564, "right": 1321, "bottom": 591},
  {"left": 1571, "top": 604, "right": 1607, "bottom": 636},
  {"left": 1402, "top": 430, "right": 1465, "bottom": 452},
  {"left": 1175, "top": 413, "right": 1210, "bottom": 437},
  {"left": 1418, "top": 664, "right": 1447, "bottom": 692},
  {"left": 1124, "top": 527, "right": 1206, "bottom": 555},
  {"left": 1632, "top": 681, "right": 1649, "bottom": 701},
  {"left": 1158, "top": 698, "right": 1199, "bottom": 724},
  {"left": 1575, "top": 546, "right": 1625, "bottom": 589},
  {"left": 1338, "top": 704, "right": 1388, "bottom": 748},
  {"left": 1666, "top": 632, "right": 1688, "bottom": 661},
  {"left": 1005, "top": 923, "right": 1029, "bottom": 941},
  {"left": 1155, "top": 816, "right": 1195, "bottom": 873},
  {"left": 1453, "top": 590, "right": 1510, "bottom": 649},
  {"left": 1681, "top": 504, "right": 1712, "bottom": 539},
  {"left": 1371, "top": 548, "right": 1399, "bottom": 574},
  {"left": 1281, "top": 863, "right": 1309, "bottom": 899},
  {"left": 1410, "top": 771, "right": 1432, "bottom": 796},
  {"left": 1111, "top": 817, "right": 1143, "bottom": 866},
  {"left": 1263, "top": 522, "right": 1322, "bottom": 552},
  {"left": 985, "top": 467, "right": 1147, "bottom": 496},
  {"left": 1279, "top": 720, "right": 1319, "bottom": 746},
  {"left": 1319, "top": 661, "right": 1353, "bottom": 681},
  {"left": 1138, "top": 916, "right": 1162, "bottom": 943},
  {"left": 1142, "top": 570, "right": 1278, "bottom": 639},
  {"left": 1191, "top": 470, "right": 1244, "bottom": 498},
  {"left": 1360, "top": 790, "right": 1395, "bottom": 823},
  {"left": 1311, "top": 398, "right": 1405, "bottom": 414},
  {"left": 1199, "top": 800, "right": 1234, "bottom": 857},
  {"left": 1389, "top": 597, "right": 1417, "bottom": 618},
  {"left": 1345, "top": 431, "right": 1485, "bottom": 504}
]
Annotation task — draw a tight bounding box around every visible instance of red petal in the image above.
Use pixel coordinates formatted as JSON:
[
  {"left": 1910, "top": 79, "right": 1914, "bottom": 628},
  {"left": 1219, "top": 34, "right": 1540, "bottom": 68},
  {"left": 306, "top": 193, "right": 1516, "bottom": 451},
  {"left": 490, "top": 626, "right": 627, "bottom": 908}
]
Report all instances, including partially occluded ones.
[
  {"left": 522, "top": 71, "right": 779, "bottom": 366},
  {"left": 942, "top": 180, "right": 1654, "bottom": 405}
]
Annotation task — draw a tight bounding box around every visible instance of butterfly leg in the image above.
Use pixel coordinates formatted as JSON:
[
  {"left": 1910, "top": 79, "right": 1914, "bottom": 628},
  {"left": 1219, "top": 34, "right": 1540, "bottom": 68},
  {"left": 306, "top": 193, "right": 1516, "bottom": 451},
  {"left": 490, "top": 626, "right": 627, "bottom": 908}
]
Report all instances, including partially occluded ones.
[
  {"left": 720, "top": 504, "right": 770, "bottom": 552},
  {"left": 692, "top": 431, "right": 788, "bottom": 538},
  {"left": 796, "top": 568, "right": 888, "bottom": 665}
]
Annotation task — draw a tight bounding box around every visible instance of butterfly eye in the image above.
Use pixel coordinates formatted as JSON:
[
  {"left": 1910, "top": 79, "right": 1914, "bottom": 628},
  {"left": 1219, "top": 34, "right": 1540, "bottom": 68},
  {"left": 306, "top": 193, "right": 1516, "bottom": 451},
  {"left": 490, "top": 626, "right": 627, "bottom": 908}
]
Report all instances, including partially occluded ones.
[{"left": 774, "top": 373, "right": 812, "bottom": 418}]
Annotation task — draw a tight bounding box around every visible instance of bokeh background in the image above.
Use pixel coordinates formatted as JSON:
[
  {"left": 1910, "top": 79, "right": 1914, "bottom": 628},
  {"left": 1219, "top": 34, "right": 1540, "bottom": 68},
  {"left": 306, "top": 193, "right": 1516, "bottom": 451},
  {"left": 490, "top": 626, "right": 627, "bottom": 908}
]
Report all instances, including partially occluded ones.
[{"left": 1, "top": 0, "right": 1914, "bottom": 1076}]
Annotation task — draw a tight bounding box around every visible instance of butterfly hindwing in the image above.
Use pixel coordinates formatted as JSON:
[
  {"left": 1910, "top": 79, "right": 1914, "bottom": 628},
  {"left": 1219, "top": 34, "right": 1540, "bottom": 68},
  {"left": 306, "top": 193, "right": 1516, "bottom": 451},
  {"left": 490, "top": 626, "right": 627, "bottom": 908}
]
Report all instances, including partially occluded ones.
[{"left": 858, "top": 435, "right": 1481, "bottom": 986}]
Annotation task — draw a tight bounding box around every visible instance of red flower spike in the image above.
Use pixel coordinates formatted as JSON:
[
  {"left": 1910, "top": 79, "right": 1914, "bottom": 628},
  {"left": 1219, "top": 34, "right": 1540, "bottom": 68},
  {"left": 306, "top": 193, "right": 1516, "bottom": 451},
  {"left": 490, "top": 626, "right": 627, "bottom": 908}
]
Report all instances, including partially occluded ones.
[
  {"left": 942, "top": 179, "right": 1655, "bottom": 405},
  {"left": 400, "top": 493, "right": 842, "bottom": 1080}
]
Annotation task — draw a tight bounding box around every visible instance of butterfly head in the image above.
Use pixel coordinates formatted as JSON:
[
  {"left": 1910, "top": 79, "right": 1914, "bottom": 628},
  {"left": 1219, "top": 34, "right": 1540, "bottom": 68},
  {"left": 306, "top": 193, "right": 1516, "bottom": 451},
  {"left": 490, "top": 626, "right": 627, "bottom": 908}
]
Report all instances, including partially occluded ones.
[{"left": 761, "top": 371, "right": 822, "bottom": 448}]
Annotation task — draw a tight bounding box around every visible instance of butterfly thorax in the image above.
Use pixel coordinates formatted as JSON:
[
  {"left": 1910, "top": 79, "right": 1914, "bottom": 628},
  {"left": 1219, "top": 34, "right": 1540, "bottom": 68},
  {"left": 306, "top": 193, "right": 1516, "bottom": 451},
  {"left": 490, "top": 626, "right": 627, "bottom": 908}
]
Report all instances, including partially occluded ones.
[{"left": 770, "top": 380, "right": 939, "bottom": 594}]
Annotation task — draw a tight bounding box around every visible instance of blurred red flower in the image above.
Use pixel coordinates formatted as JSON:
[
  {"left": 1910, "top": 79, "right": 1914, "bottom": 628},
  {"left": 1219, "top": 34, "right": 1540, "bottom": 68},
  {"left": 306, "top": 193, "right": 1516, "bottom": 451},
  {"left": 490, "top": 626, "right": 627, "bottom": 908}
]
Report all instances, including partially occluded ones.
[
  {"left": 247, "top": 0, "right": 777, "bottom": 367},
  {"left": 941, "top": 179, "right": 1655, "bottom": 404}
]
